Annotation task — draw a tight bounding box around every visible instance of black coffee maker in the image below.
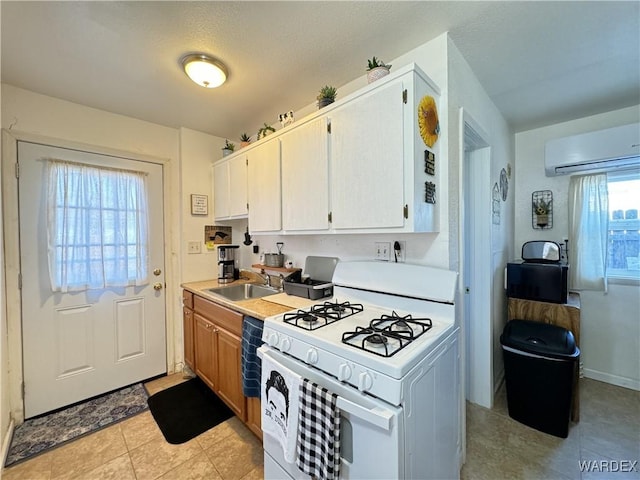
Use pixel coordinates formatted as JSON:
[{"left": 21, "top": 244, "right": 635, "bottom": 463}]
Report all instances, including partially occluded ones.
[{"left": 217, "top": 245, "right": 239, "bottom": 284}]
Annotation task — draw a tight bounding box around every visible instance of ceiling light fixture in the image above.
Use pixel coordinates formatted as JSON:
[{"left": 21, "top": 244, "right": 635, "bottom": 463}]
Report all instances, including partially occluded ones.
[{"left": 181, "top": 53, "right": 227, "bottom": 88}]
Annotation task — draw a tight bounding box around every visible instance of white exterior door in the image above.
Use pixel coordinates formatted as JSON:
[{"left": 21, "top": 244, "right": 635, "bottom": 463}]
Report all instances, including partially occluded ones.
[{"left": 18, "top": 141, "right": 167, "bottom": 418}]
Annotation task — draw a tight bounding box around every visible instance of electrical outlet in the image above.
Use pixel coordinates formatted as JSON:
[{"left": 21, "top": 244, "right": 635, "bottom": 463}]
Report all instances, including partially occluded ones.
[
  {"left": 375, "top": 242, "right": 391, "bottom": 261},
  {"left": 187, "top": 241, "right": 201, "bottom": 254},
  {"left": 393, "top": 240, "right": 406, "bottom": 263}
]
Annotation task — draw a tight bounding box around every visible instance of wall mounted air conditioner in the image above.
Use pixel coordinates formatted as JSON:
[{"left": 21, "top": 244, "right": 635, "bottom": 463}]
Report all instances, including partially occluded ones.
[{"left": 544, "top": 122, "right": 640, "bottom": 176}]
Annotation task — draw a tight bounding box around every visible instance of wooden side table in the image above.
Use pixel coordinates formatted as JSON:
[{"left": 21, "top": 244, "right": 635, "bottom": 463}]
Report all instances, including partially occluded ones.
[{"left": 507, "top": 292, "right": 581, "bottom": 422}]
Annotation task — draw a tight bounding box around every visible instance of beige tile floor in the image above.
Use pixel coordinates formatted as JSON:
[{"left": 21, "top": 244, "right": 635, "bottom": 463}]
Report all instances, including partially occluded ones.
[
  {"left": 2, "top": 374, "right": 263, "bottom": 480},
  {"left": 3, "top": 375, "right": 638, "bottom": 479},
  {"left": 462, "top": 378, "right": 640, "bottom": 480}
]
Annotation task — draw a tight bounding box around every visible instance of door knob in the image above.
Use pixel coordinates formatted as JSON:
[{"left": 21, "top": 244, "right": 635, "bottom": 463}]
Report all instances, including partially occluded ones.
[
  {"left": 153, "top": 268, "right": 162, "bottom": 276},
  {"left": 153, "top": 282, "right": 163, "bottom": 291}
]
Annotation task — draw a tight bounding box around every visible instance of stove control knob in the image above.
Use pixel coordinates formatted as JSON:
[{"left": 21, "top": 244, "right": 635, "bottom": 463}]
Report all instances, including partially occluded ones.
[
  {"left": 267, "top": 332, "right": 279, "bottom": 347},
  {"left": 306, "top": 348, "right": 318, "bottom": 365},
  {"left": 338, "top": 364, "right": 352, "bottom": 381},
  {"left": 280, "top": 337, "right": 291, "bottom": 352},
  {"left": 358, "top": 372, "right": 373, "bottom": 392}
]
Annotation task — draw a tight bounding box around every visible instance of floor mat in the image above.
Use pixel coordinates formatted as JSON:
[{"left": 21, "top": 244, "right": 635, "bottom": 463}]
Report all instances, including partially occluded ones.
[
  {"left": 147, "top": 376, "right": 234, "bottom": 444},
  {"left": 5, "top": 383, "right": 148, "bottom": 467}
]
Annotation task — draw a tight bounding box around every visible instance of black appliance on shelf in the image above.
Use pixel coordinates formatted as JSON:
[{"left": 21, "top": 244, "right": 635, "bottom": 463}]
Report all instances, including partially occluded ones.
[{"left": 506, "top": 241, "right": 568, "bottom": 304}]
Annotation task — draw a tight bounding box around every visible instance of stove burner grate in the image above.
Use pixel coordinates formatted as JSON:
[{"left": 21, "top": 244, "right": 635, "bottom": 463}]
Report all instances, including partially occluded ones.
[
  {"left": 283, "top": 300, "right": 364, "bottom": 330},
  {"left": 341, "top": 326, "right": 412, "bottom": 357},
  {"left": 341, "top": 311, "right": 433, "bottom": 357}
]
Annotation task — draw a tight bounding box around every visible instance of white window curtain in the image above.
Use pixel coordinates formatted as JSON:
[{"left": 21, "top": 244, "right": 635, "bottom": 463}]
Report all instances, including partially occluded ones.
[
  {"left": 47, "top": 160, "right": 149, "bottom": 292},
  {"left": 568, "top": 173, "right": 609, "bottom": 291}
]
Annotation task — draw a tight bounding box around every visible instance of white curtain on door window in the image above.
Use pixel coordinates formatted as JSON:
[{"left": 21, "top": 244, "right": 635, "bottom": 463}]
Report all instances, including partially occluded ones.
[
  {"left": 47, "top": 160, "right": 149, "bottom": 292},
  {"left": 568, "top": 173, "right": 609, "bottom": 291}
]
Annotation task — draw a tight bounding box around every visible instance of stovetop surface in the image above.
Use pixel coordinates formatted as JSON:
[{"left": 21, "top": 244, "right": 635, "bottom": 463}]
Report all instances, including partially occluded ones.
[{"left": 263, "top": 288, "right": 455, "bottom": 379}]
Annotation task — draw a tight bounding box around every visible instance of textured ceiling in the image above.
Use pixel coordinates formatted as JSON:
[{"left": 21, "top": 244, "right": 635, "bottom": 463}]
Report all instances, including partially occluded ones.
[{"left": 2, "top": 1, "right": 639, "bottom": 140}]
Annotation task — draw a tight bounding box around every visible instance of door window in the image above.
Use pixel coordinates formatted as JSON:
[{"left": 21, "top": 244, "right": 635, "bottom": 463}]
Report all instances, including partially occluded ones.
[{"left": 47, "top": 160, "right": 149, "bottom": 292}]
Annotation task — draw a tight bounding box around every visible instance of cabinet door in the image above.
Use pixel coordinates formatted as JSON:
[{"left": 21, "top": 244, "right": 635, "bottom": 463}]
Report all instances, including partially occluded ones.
[
  {"left": 281, "top": 118, "right": 329, "bottom": 231},
  {"left": 216, "top": 327, "right": 246, "bottom": 420},
  {"left": 247, "top": 139, "right": 281, "bottom": 232},
  {"left": 330, "top": 79, "right": 405, "bottom": 229},
  {"left": 213, "top": 160, "right": 230, "bottom": 219},
  {"left": 183, "top": 307, "right": 194, "bottom": 371},
  {"left": 228, "top": 154, "right": 248, "bottom": 217},
  {"left": 194, "top": 313, "right": 217, "bottom": 391},
  {"left": 246, "top": 396, "right": 262, "bottom": 440}
]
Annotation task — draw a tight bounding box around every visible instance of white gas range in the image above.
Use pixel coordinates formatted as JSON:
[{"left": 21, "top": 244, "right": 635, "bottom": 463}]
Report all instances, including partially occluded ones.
[{"left": 259, "top": 261, "right": 461, "bottom": 480}]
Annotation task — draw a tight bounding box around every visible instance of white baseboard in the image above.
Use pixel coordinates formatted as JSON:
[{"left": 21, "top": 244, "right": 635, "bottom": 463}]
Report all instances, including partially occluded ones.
[
  {"left": 584, "top": 368, "right": 640, "bottom": 391},
  {"left": 1, "top": 418, "right": 15, "bottom": 468}
]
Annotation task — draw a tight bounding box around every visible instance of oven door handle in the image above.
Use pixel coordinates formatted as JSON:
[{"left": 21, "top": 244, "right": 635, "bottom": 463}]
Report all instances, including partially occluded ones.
[{"left": 335, "top": 396, "right": 394, "bottom": 431}]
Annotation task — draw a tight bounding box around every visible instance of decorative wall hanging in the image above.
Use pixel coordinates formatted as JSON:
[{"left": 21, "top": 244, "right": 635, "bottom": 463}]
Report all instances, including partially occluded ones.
[
  {"left": 424, "top": 150, "right": 435, "bottom": 176},
  {"left": 532, "top": 190, "right": 553, "bottom": 229},
  {"left": 205, "top": 225, "right": 232, "bottom": 249},
  {"left": 492, "top": 183, "right": 501, "bottom": 225},
  {"left": 418, "top": 96, "right": 440, "bottom": 147},
  {"left": 500, "top": 168, "right": 509, "bottom": 201},
  {"left": 190, "top": 194, "right": 208, "bottom": 215},
  {"left": 425, "top": 181, "right": 436, "bottom": 204}
]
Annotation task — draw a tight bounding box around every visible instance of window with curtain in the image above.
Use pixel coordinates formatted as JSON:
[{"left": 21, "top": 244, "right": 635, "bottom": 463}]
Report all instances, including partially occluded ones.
[
  {"left": 568, "top": 173, "right": 609, "bottom": 291},
  {"left": 607, "top": 169, "right": 640, "bottom": 280},
  {"left": 47, "top": 160, "right": 150, "bottom": 292}
]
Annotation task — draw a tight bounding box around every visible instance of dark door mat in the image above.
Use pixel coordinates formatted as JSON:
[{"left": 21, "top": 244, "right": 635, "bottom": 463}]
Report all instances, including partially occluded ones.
[{"left": 147, "top": 376, "right": 234, "bottom": 444}]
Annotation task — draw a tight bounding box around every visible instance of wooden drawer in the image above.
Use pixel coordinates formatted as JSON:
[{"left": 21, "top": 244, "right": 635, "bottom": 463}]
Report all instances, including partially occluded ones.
[
  {"left": 182, "top": 290, "right": 194, "bottom": 309},
  {"left": 194, "top": 295, "right": 243, "bottom": 336}
]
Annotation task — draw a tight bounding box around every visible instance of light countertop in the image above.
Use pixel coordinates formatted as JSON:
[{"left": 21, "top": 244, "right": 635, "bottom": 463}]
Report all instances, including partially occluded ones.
[{"left": 181, "top": 278, "right": 316, "bottom": 320}]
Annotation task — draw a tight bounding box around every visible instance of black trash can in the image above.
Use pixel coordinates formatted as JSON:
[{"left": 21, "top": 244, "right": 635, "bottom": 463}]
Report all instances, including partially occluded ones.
[{"left": 500, "top": 319, "right": 580, "bottom": 438}]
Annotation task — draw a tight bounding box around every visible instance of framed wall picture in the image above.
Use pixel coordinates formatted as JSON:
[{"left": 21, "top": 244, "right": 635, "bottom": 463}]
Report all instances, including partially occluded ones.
[{"left": 191, "top": 194, "right": 208, "bottom": 215}]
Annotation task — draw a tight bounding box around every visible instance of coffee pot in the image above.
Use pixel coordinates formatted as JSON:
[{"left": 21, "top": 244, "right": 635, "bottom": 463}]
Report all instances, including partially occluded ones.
[{"left": 217, "top": 245, "right": 239, "bottom": 284}]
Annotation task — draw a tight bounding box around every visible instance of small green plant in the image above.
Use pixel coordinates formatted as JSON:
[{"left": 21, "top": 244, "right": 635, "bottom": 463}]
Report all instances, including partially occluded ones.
[
  {"left": 240, "top": 133, "right": 251, "bottom": 142},
  {"left": 257, "top": 123, "right": 276, "bottom": 140},
  {"left": 367, "top": 56, "right": 391, "bottom": 71},
  {"left": 222, "top": 139, "right": 235, "bottom": 151},
  {"left": 317, "top": 85, "right": 337, "bottom": 102},
  {"left": 533, "top": 197, "right": 552, "bottom": 215}
]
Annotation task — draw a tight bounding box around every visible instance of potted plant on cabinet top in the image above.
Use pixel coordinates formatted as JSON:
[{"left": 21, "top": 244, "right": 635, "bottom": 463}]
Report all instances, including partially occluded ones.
[
  {"left": 239, "top": 133, "right": 251, "bottom": 148},
  {"left": 366, "top": 56, "right": 392, "bottom": 83},
  {"left": 317, "top": 85, "right": 337, "bottom": 109},
  {"left": 257, "top": 123, "right": 276, "bottom": 140},
  {"left": 222, "top": 139, "right": 235, "bottom": 157}
]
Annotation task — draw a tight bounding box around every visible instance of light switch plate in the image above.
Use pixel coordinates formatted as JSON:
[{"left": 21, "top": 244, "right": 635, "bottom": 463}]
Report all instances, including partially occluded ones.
[
  {"left": 187, "top": 241, "right": 201, "bottom": 254},
  {"left": 375, "top": 242, "right": 391, "bottom": 261}
]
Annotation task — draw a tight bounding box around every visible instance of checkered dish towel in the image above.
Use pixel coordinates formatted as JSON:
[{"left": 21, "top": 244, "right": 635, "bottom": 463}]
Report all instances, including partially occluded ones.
[{"left": 296, "top": 379, "right": 341, "bottom": 480}]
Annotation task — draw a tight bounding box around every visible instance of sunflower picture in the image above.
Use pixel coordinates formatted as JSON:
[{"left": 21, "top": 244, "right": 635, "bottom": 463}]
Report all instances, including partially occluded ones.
[{"left": 418, "top": 95, "right": 440, "bottom": 148}]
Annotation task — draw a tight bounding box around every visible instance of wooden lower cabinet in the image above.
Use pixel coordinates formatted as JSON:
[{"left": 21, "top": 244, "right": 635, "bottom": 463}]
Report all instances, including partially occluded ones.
[
  {"left": 246, "top": 396, "right": 263, "bottom": 440},
  {"left": 185, "top": 290, "right": 263, "bottom": 437},
  {"left": 183, "top": 307, "right": 195, "bottom": 371},
  {"left": 194, "top": 313, "right": 217, "bottom": 391},
  {"left": 216, "top": 327, "right": 245, "bottom": 418},
  {"left": 192, "top": 295, "right": 247, "bottom": 421}
]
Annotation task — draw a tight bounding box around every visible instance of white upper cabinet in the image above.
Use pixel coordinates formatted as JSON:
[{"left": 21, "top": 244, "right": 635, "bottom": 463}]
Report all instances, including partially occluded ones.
[
  {"left": 330, "top": 79, "right": 405, "bottom": 229},
  {"left": 281, "top": 117, "right": 330, "bottom": 231},
  {"left": 215, "top": 63, "right": 441, "bottom": 235},
  {"left": 213, "top": 154, "right": 248, "bottom": 220},
  {"left": 247, "top": 138, "right": 282, "bottom": 232}
]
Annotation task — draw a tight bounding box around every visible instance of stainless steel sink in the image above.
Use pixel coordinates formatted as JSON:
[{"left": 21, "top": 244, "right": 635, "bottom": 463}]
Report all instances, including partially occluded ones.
[{"left": 206, "top": 283, "right": 279, "bottom": 301}]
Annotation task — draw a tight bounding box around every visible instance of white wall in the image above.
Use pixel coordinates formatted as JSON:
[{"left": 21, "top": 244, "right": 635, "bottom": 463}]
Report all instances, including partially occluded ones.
[
  {"left": 179, "top": 127, "right": 225, "bottom": 283},
  {"left": 515, "top": 105, "right": 640, "bottom": 390},
  {"left": 447, "top": 38, "right": 514, "bottom": 405}
]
